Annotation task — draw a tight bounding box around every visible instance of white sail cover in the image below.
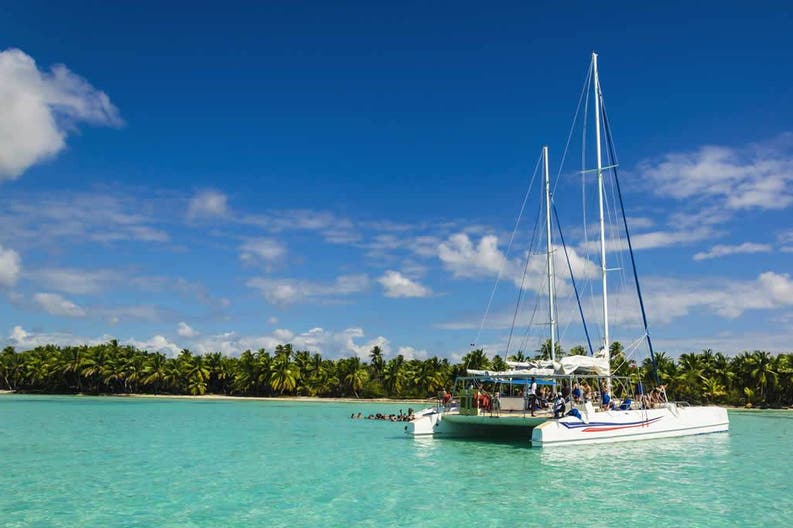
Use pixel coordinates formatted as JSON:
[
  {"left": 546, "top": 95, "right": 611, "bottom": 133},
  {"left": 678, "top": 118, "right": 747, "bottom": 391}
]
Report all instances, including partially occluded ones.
[
  {"left": 469, "top": 355, "right": 610, "bottom": 378},
  {"left": 555, "top": 355, "right": 610, "bottom": 376},
  {"left": 466, "top": 368, "right": 555, "bottom": 377}
]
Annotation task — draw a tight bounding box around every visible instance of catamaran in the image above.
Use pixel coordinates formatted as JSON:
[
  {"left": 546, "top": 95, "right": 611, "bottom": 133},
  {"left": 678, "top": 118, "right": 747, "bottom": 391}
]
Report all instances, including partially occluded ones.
[{"left": 407, "top": 52, "right": 729, "bottom": 445}]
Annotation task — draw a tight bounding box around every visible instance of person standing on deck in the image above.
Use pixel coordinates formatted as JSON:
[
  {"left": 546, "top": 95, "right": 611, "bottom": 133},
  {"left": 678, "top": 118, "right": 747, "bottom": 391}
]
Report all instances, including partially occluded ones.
[{"left": 528, "top": 377, "right": 538, "bottom": 416}]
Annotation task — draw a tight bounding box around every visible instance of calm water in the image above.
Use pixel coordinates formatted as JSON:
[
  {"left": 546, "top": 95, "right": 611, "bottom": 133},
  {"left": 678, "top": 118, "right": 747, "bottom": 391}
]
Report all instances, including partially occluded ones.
[{"left": 0, "top": 395, "right": 790, "bottom": 527}]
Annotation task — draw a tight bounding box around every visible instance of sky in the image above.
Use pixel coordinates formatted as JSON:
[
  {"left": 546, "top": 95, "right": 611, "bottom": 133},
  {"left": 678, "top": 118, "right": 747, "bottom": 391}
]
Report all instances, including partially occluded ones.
[{"left": 1, "top": 1, "right": 792, "bottom": 362}]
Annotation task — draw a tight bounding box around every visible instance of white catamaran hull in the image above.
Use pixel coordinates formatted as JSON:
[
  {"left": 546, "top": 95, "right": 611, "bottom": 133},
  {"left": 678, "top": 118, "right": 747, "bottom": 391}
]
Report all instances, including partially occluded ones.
[{"left": 531, "top": 404, "right": 728, "bottom": 447}]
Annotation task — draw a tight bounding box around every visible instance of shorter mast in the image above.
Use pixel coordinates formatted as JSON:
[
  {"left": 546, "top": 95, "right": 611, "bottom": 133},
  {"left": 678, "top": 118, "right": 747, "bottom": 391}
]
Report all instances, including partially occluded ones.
[{"left": 543, "top": 145, "right": 557, "bottom": 364}]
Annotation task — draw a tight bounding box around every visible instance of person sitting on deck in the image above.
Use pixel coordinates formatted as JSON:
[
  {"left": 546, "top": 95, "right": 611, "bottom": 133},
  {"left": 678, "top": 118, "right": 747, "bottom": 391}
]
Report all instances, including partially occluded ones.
[
  {"left": 600, "top": 382, "right": 611, "bottom": 411},
  {"left": 572, "top": 382, "right": 582, "bottom": 403},
  {"left": 619, "top": 397, "right": 633, "bottom": 410},
  {"left": 553, "top": 393, "right": 567, "bottom": 419}
]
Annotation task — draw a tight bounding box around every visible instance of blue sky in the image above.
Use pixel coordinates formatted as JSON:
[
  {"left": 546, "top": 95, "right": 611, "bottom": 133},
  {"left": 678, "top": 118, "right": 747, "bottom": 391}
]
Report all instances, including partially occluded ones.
[{"left": 1, "top": 1, "right": 792, "bottom": 361}]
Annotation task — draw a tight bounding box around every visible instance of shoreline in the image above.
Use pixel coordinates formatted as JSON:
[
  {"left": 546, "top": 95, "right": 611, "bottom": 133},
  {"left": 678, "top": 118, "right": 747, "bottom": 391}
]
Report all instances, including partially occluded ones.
[
  {"left": 1, "top": 391, "right": 791, "bottom": 410},
  {"left": 0, "top": 390, "right": 432, "bottom": 405}
]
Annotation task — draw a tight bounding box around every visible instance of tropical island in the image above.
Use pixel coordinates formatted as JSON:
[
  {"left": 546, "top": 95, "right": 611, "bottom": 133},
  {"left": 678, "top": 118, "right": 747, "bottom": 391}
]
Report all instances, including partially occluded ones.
[{"left": 1, "top": 340, "right": 790, "bottom": 408}]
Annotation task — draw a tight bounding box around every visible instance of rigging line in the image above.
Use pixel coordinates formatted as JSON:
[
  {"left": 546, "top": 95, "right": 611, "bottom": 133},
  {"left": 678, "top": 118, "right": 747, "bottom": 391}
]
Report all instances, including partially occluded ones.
[
  {"left": 505, "top": 182, "right": 545, "bottom": 355},
  {"left": 473, "top": 151, "right": 544, "bottom": 347},
  {"left": 516, "top": 284, "right": 542, "bottom": 358},
  {"left": 552, "top": 202, "right": 595, "bottom": 356},
  {"left": 581, "top": 62, "right": 592, "bottom": 258},
  {"left": 601, "top": 101, "right": 660, "bottom": 386},
  {"left": 553, "top": 62, "right": 593, "bottom": 195}
]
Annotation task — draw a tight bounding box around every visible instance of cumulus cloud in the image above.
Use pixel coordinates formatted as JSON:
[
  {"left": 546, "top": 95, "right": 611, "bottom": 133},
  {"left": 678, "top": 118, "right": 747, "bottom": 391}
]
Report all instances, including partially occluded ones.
[
  {"left": 32, "top": 292, "right": 86, "bottom": 317},
  {"left": 397, "top": 346, "right": 430, "bottom": 360},
  {"left": 438, "top": 232, "right": 598, "bottom": 292},
  {"left": 246, "top": 274, "right": 369, "bottom": 305},
  {"left": 0, "top": 244, "right": 21, "bottom": 286},
  {"left": 127, "top": 335, "right": 182, "bottom": 357},
  {"left": 0, "top": 48, "right": 122, "bottom": 180},
  {"left": 377, "top": 270, "right": 432, "bottom": 298},
  {"left": 693, "top": 242, "right": 772, "bottom": 261},
  {"left": 7, "top": 325, "right": 113, "bottom": 349},
  {"left": 639, "top": 134, "right": 793, "bottom": 211},
  {"left": 190, "top": 326, "right": 390, "bottom": 359},
  {"left": 177, "top": 322, "right": 198, "bottom": 338},
  {"left": 187, "top": 190, "right": 228, "bottom": 219}
]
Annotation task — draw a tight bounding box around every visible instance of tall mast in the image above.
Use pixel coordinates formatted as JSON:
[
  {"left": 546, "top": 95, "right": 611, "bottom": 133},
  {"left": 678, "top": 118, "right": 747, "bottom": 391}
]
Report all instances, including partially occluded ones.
[
  {"left": 543, "top": 145, "right": 556, "bottom": 364},
  {"left": 593, "top": 52, "right": 610, "bottom": 362}
]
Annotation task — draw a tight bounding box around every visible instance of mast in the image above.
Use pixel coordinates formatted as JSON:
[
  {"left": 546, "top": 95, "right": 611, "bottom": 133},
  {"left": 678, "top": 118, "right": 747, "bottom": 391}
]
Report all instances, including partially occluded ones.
[
  {"left": 593, "top": 52, "right": 610, "bottom": 364},
  {"left": 543, "top": 145, "right": 556, "bottom": 364}
]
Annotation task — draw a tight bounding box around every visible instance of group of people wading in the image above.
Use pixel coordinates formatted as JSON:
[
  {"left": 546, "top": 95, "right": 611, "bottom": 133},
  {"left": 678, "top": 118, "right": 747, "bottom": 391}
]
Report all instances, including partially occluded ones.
[{"left": 350, "top": 408, "right": 415, "bottom": 422}]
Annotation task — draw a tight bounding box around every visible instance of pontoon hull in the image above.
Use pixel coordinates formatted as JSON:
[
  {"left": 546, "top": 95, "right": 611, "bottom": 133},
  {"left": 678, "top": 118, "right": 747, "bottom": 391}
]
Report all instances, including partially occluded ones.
[
  {"left": 406, "top": 409, "right": 548, "bottom": 440},
  {"left": 531, "top": 405, "right": 728, "bottom": 447}
]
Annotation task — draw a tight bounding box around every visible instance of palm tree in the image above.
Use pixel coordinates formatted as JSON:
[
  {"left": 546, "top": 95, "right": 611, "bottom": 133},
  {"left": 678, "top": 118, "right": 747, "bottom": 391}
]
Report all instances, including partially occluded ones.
[
  {"left": 491, "top": 355, "right": 508, "bottom": 372},
  {"left": 382, "top": 356, "right": 405, "bottom": 397},
  {"left": 507, "top": 350, "right": 527, "bottom": 362},
  {"left": 462, "top": 349, "right": 490, "bottom": 370},
  {"left": 748, "top": 351, "right": 778, "bottom": 402},
  {"left": 142, "top": 353, "right": 168, "bottom": 394},
  {"left": 369, "top": 346, "right": 385, "bottom": 381},
  {"left": 338, "top": 357, "right": 368, "bottom": 398},
  {"left": 270, "top": 354, "right": 299, "bottom": 394},
  {"left": 700, "top": 375, "right": 727, "bottom": 403}
]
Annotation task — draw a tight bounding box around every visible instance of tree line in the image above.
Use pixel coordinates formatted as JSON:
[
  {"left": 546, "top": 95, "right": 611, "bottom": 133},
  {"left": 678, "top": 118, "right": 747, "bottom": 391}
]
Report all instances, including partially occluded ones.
[{"left": 1, "top": 340, "right": 791, "bottom": 407}]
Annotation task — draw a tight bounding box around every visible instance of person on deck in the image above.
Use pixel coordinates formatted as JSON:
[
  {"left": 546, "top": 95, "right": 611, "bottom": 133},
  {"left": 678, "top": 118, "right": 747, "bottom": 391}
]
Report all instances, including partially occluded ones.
[
  {"left": 553, "top": 393, "right": 567, "bottom": 419},
  {"left": 572, "top": 382, "right": 582, "bottom": 403},
  {"left": 600, "top": 382, "right": 611, "bottom": 411},
  {"left": 528, "top": 377, "right": 538, "bottom": 416}
]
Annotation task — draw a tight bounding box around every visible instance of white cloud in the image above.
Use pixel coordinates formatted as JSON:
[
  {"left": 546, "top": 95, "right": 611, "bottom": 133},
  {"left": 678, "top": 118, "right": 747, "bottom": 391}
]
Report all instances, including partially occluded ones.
[
  {"left": 438, "top": 233, "right": 518, "bottom": 282},
  {"left": 128, "top": 335, "right": 182, "bottom": 357},
  {"left": 7, "top": 325, "right": 113, "bottom": 349},
  {"left": 241, "top": 209, "right": 360, "bottom": 244},
  {"left": 639, "top": 134, "right": 793, "bottom": 210},
  {"left": 191, "top": 326, "right": 390, "bottom": 359},
  {"left": 246, "top": 274, "right": 370, "bottom": 305},
  {"left": 693, "top": 242, "right": 772, "bottom": 261},
  {"left": 267, "top": 316, "right": 279, "bottom": 325},
  {"left": 377, "top": 270, "right": 432, "bottom": 298},
  {"left": 438, "top": 232, "right": 598, "bottom": 292},
  {"left": 0, "top": 244, "right": 21, "bottom": 286},
  {"left": 187, "top": 190, "right": 228, "bottom": 219},
  {"left": 1, "top": 192, "right": 169, "bottom": 246},
  {"left": 177, "top": 322, "right": 198, "bottom": 338},
  {"left": 31, "top": 267, "right": 120, "bottom": 294},
  {"left": 0, "top": 48, "right": 121, "bottom": 180},
  {"left": 438, "top": 271, "right": 793, "bottom": 333},
  {"left": 32, "top": 292, "right": 86, "bottom": 317},
  {"left": 239, "top": 238, "right": 286, "bottom": 267},
  {"left": 634, "top": 271, "right": 793, "bottom": 321},
  {"left": 579, "top": 226, "right": 715, "bottom": 253},
  {"left": 397, "top": 346, "right": 429, "bottom": 360}
]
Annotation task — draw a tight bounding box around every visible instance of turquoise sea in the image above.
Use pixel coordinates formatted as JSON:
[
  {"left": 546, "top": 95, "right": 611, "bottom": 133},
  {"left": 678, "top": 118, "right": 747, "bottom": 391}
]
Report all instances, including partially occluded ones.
[{"left": 0, "top": 395, "right": 790, "bottom": 527}]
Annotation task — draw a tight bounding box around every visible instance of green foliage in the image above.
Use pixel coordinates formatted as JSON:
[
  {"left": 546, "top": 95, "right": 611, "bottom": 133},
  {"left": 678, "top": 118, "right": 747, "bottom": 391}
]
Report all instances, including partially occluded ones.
[{"left": 0, "top": 342, "right": 791, "bottom": 406}]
